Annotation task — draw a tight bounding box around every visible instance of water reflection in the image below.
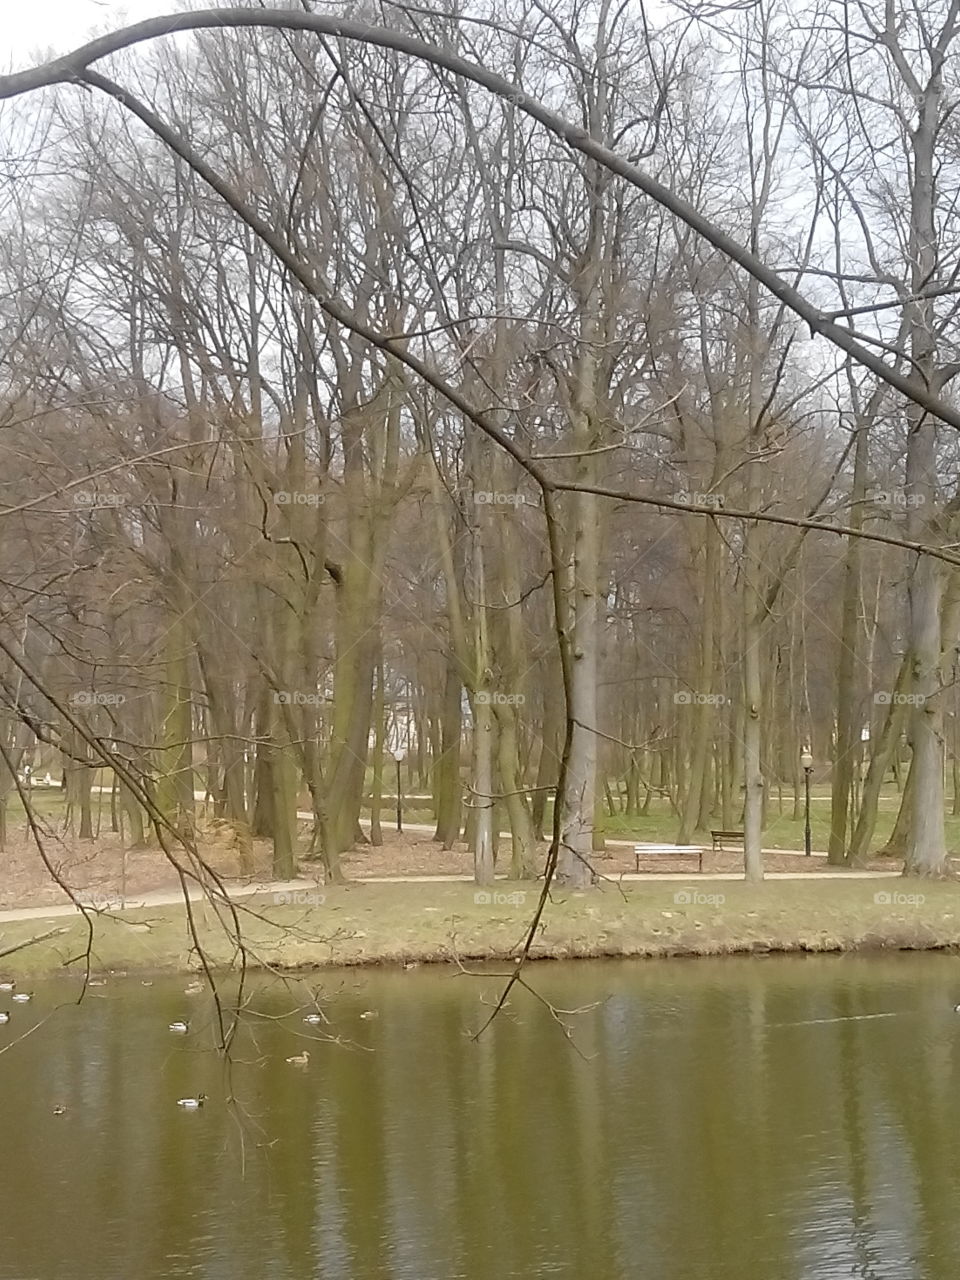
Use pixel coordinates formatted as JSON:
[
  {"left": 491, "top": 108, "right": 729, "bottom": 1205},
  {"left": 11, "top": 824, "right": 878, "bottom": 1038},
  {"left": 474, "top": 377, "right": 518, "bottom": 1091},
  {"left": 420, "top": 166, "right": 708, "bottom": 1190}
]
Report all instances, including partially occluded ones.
[{"left": 0, "top": 956, "right": 959, "bottom": 1279}]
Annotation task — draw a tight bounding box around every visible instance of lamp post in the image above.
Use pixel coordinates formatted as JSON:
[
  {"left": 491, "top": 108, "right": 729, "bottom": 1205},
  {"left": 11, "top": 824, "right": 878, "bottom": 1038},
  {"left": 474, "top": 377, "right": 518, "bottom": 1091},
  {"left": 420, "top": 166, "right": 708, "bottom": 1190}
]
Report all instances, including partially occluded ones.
[
  {"left": 800, "top": 748, "right": 813, "bottom": 857},
  {"left": 392, "top": 750, "right": 403, "bottom": 833}
]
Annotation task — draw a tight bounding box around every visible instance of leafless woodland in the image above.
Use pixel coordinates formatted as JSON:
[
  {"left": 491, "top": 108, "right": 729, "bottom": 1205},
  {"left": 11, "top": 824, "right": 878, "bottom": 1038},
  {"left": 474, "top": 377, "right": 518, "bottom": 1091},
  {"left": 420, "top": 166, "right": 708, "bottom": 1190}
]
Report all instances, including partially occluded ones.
[{"left": 1, "top": 0, "right": 960, "bottom": 921}]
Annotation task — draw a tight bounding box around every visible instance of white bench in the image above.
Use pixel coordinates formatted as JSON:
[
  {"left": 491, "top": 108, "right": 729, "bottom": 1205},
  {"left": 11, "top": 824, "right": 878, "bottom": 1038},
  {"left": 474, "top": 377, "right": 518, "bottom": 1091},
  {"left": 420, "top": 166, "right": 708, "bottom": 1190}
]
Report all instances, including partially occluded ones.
[{"left": 634, "top": 843, "right": 705, "bottom": 874}]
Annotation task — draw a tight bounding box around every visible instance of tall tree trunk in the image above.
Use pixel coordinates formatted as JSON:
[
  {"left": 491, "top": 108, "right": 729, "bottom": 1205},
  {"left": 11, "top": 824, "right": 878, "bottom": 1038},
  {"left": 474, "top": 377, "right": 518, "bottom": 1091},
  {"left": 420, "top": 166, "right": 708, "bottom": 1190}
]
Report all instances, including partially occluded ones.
[
  {"left": 882, "top": 751, "right": 916, "bottom": 860},
  {"left": 433, "top": 653, "right": 462, "bottom": 848},
  {"left": 494, "top": 701, "right": 538, "bottom": 878},
  {"left": 848, "top": 653, "right": 910, "bottom": 861},
  {"left": 370, "top": 655, "right": 385, "bottom": 847},
  {"left": 472, "top": 693, "right": 495, "bottom": 885},
  {"left": 155, "top": 612, "right": 194, "bottom": 835},
  {"left": 678, "top": 520, "right": 718, "bottom": 843},
  {"left": 828, "top": 406, "right": 869, "bottom": 864},
  {"left": 532, "top": 683, "right": 562, "bottom": 838},
  {"left": 903, "top": 42, "right": 950, "bottom": 877}
]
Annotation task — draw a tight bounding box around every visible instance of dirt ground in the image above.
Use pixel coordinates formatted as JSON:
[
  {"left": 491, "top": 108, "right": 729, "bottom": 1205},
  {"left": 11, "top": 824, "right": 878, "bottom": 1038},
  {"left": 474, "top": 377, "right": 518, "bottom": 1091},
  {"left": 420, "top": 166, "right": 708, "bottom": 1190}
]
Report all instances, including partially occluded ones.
[
  {"left": 341, "top": 835, "right": 906, "bottom": 879},
  {"left": 0, "top": 815, "right": 912, "bottom": 912}
]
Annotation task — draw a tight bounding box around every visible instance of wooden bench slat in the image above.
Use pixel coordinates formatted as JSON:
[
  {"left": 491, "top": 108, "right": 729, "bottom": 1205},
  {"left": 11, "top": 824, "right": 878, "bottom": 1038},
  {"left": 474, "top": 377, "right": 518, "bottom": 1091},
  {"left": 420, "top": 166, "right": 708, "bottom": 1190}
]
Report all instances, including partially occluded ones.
[
  {"left": 633, "top": 844, "right": 705, "bottom": 874},
  {"left": 711, "top": 829, "right": 745, "bottom": 852}
]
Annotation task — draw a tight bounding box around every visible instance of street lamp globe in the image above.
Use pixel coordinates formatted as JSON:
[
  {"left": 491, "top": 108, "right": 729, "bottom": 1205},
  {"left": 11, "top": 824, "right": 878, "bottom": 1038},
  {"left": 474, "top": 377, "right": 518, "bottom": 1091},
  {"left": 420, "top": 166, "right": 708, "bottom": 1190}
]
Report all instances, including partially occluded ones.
[{"left": 800, "top": 749, "right": 813, "bottom": 771}]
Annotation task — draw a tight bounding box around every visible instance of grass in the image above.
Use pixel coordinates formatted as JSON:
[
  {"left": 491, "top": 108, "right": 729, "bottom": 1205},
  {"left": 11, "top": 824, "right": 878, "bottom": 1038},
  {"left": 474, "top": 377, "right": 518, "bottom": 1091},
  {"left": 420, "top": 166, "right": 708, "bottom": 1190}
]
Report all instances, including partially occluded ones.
[
  {"left": 11, "top": 781, "right": 960, "bottom": 857},
  {"left": 2, "top": 879, "right": 960, "bottom": 979},
  {"left": 597, "top": 790, "right": 960, "bottom": 853},
  {"left": 372, "top": 783, "right": 960, "bottom": 854}
]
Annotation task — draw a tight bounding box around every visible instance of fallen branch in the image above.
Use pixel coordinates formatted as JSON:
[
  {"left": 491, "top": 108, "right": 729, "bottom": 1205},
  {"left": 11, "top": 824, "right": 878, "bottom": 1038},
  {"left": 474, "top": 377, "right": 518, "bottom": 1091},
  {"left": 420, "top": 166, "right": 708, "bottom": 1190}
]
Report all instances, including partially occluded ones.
[{"left": 0, "top": 926, "right": 70, "bottom": 960}]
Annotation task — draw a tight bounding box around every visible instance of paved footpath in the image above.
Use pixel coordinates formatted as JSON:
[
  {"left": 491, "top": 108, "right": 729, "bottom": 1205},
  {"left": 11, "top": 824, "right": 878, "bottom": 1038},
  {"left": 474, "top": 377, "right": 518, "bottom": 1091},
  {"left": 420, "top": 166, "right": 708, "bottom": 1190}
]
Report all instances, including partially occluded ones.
[
  {"left": 3, "top": 796, "right": 890, "bottom": 928},
  {"left": 0, "top": 866, "right": 902, "bottom": 926}
]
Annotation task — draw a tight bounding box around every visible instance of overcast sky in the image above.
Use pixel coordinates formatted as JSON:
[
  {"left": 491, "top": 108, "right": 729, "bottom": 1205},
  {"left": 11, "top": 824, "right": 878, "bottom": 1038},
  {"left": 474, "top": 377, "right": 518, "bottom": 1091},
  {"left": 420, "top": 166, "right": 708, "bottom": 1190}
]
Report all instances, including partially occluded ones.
[{"left": 5, "top": 1, "right": 183, "bottom": 70}]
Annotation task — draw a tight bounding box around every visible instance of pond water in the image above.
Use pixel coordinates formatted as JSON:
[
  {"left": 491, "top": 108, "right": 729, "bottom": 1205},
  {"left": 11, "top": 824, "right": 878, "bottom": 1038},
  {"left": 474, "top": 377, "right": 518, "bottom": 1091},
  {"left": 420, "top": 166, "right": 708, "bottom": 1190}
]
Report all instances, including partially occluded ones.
[{"left": 1, "top": 954, "right": 960, "bottom": 1279}]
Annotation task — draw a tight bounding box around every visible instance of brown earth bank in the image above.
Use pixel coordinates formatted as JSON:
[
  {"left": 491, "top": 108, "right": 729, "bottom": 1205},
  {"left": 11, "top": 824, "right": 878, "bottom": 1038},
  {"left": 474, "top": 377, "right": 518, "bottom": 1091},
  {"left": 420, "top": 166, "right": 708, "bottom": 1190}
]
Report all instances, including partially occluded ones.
[{"left": 0, "top": 821, "right": 924, "bottom": 914}]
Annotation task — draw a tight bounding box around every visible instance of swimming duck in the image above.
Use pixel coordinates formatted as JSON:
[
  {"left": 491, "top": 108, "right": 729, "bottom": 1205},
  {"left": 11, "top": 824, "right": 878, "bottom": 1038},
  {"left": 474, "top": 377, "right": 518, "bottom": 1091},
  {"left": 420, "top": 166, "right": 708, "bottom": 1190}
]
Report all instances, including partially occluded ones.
[
  {"left": 177, "top": 1094, "right": 206, "bottom": 1109},
  {"left": 285, "top": 1051, "right": 310, "bottom": 1066},
  {"left": 302, "top": 1013, "right": 324, "bottom": 1026},
  {"left": 0, "top": 981, "right": 15, "bottom": 992},
  {"left": 168, "top": 1021, "right": 189, "bottom": 1034},
  {"left": 12, "top": 993, "right": 32, "bottom": 1003},
  {"left": 184, "top": 982, "right": 204, "bottom": 996},
  {"left": 52, "top": 1104, "right": 66, "bottom": 1116},
  {"left": 359, "top": 1010, "right": 379, "bottom": 1020},
  {"left": 0, "top": 1012, "right": 9, "bottom": 1024}
]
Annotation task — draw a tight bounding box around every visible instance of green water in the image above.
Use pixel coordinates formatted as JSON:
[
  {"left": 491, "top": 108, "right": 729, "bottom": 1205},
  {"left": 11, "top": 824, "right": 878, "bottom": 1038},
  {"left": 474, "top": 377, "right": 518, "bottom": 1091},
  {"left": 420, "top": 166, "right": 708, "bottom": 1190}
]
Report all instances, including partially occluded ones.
[{"left": 1, "top": 954, "right": 960, "bottom": 1278}]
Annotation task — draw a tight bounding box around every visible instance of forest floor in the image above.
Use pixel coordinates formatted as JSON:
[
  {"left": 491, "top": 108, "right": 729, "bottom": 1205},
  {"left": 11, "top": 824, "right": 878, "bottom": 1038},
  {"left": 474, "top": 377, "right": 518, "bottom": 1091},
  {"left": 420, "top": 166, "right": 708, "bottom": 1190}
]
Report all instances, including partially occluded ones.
[
  {"left": 1, "top": 878, "right": 960, "bottom": 982},
  {"left": 0, "top": 823, "right": 912, "bottom": 914}
]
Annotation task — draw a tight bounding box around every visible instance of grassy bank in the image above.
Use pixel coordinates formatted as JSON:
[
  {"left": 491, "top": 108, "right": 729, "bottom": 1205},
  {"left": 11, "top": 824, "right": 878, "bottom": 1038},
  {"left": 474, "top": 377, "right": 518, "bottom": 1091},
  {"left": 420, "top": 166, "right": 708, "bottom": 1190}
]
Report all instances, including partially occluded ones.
[{"left": 2, "top": 879, "right": 960, "bottom": 979}]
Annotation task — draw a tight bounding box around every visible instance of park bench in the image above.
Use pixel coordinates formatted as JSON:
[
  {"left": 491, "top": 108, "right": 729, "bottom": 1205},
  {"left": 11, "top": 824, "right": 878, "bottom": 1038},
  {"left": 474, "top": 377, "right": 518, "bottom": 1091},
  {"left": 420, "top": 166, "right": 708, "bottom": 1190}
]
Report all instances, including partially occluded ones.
[
  {"left": 634, "top": 843, "right": 705, "bottom": 874},
  {"left": 711, "top": 829, "right": 745, "bottom": 854}
]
